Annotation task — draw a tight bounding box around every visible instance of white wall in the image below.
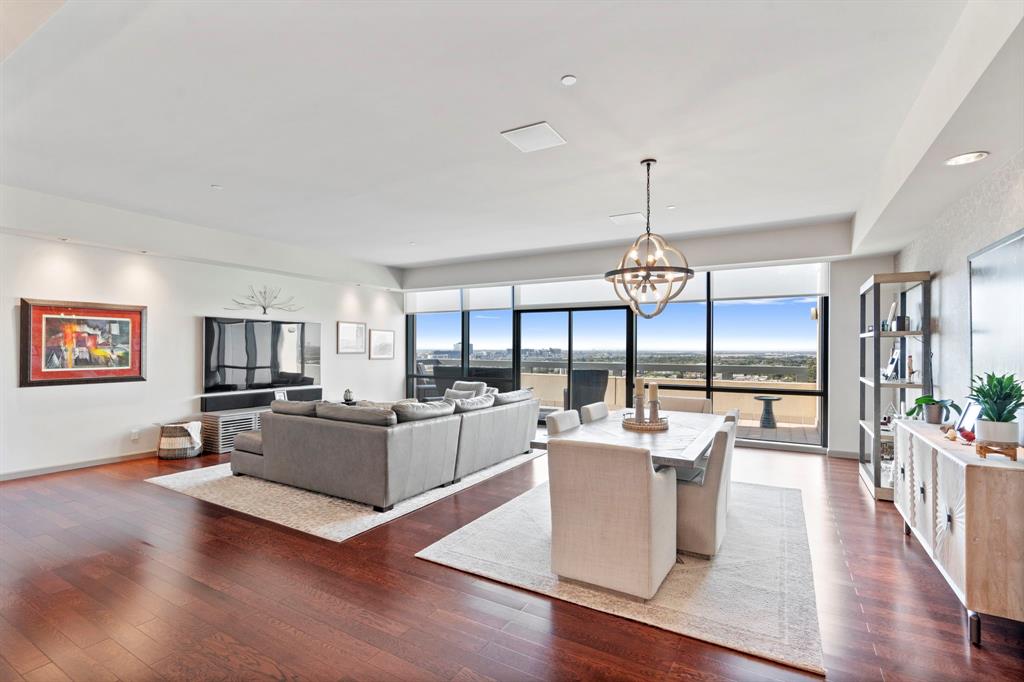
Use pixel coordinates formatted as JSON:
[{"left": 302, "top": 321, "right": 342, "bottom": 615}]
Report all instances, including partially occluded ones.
[
  {"left": 0, "top": 233, "right": 406, "bottom": 478},
  {"left": 896, "top": 149, "right": 1024, "bottom": 403},
  {"left": 827, "top": 254, "right": 896, "bottom": 457}
]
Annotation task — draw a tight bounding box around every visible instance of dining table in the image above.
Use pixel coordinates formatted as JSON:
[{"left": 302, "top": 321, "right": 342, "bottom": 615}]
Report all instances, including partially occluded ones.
[{"left": 532, "top": 409, "right": 726, "bottom": 483}]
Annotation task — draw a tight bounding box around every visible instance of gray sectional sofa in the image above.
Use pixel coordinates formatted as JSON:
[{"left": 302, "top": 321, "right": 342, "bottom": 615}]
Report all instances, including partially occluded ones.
[{"left": 230, "top": 387, "right": 539, "bottom": 511}]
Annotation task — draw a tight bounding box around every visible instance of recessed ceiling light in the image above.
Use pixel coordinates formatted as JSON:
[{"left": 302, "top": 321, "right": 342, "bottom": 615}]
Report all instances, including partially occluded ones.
[
  {"left": 944, "top": 151, "right": 989, "bottom": 166},
  {"left": 609, "top": 212, "right": 646, "bottom": 227},
  {"left": 408, "top": 241, "right": 417, "bottom": 246},
  {"left": 139, "top": 250, "right": 149, "bottom": 254},
  {"left": 209, "top": 184, "right": 224, "bottom": 190},
  {"left": 666, "top": 205, "right": 677, "bottom": 210},
  {"left": 500, "top": 122, "right": 566, "bottom": 153},
  {"left": 560, "top": 74, "right": 577, "bottom": 86},
  {"left": 58, "top": 236, "right": 70, "bottom": 242}
]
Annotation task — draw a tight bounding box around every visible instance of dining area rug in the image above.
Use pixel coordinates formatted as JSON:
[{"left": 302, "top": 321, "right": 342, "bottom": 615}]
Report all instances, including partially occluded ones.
[{"left": 416, "top": 481, "right": 825, "bottom": 675}]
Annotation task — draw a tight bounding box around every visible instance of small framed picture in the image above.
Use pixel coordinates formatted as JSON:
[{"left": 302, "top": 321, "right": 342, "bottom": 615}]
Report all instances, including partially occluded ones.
[
  {"left": 274, "top": 390, "right": 287, "bottom": 401},
  {"left": 955, "top": 401, "right": 982, "bottom": 433},
  {"left": 337, "top": 321, "right": 366, "bottom": 354},
  {"left": 369, "top": 329, "right": 395, "bottom": 360}
]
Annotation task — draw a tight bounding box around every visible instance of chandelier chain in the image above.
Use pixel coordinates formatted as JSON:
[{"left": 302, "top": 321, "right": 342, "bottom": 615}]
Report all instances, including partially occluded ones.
[{"left": 645, "top": 160, "right": 652, "bottom": 234}]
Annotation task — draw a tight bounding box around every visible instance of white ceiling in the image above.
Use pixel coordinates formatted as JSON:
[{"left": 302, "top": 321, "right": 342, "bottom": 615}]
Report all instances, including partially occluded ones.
[{"left": 2, "top": 0, "right": 967, "bottom": 268}]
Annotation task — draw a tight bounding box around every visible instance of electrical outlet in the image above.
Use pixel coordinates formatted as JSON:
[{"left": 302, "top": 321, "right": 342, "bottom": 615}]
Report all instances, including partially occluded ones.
[{"left": 130, "top": 428, "right": 141, "bottom": 442}]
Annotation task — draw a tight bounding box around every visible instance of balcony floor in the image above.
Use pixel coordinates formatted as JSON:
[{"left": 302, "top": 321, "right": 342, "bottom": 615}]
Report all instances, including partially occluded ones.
[{"left": 736, "top": 418, "right": 822, "bottom": 446}]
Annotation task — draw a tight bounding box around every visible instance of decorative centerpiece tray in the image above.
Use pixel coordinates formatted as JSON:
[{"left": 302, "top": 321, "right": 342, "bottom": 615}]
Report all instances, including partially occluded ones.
[{"left": 622, "top": 416, "right": 669, "bottom": 433}]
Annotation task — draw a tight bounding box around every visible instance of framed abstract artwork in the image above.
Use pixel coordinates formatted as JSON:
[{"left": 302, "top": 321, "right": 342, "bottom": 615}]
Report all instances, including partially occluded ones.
[
  {"left": 336, "top": 321, "right": 366, "bottom": 354},
  {"left": 368, "top": 328, "right": 395, "bottom": 360},
  {"left": 19, "top": 298, "right": 147, "bottom": 387}
]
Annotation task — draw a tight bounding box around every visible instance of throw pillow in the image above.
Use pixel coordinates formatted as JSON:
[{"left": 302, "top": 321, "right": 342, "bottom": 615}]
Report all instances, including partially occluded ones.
[
  {"left": 445, "top": 393, "right": 495, "bottom": 413},
  {"left": 492, "top": 388, "right": 535, "bottom": 406},
  {"left": 392, "top": 400, "right": 455, "bottom": 422},
  {"left": 315, "top": 403, "right": 397, "bottom": 426},
  {"left": 484, "top": 387, "right": 499, "bottom": 395},
  {"left": 443, "top": 388, "right": 475, "bottom": 400},
  {"left": 451, "top": 380, "right": 487, "bottom": 397},
  {"left": 270, "top": 400, "right": 318, "bottom": 417}
]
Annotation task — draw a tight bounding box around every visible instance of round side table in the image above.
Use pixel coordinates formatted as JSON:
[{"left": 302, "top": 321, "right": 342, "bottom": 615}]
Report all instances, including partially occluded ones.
[{"left": 754, "top": 396, "right": 782, "bottom": 429}]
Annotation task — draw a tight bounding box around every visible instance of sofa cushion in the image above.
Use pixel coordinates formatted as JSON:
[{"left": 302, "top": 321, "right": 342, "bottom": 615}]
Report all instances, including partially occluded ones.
[
  {"left": 444, "top": 388, "right": 476, "bottom": 400},
  {"left": 446, "top": 393, "right": 495, "bottom": 413},
  {"left": 492, "top": 388, "right": 535, "bottom": 406},
  {"left": 271, "top": 399, "right": 318, "bottom": 417},
  {"left": 484, "top": 387, "right": 499, "bottom": 395},
  {"left": 316, "top": 403, "right": 397, "bottom": 426},
  {"left": 392, "top": 400, "right": 455, "bottom": 422},
  {"left": 452, "top": 380, "right": 488, "bottom": 397},
  {"left": 234, "top": 431, "right": 263, "bottom": 455}
]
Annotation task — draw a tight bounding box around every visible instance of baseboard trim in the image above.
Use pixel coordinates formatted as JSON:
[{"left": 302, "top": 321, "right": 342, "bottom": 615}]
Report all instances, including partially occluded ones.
[
  {"left": 826, "top": 449, "right": 859, "bottom": 460},
  {"left": 1, "top": 450, "right": 156, "bottom": 481}
]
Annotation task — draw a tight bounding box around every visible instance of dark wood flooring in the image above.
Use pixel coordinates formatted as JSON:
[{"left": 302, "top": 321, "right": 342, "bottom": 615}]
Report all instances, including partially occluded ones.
[{"left": 1, "top": 449, "right": 1022, "bottom": 681}]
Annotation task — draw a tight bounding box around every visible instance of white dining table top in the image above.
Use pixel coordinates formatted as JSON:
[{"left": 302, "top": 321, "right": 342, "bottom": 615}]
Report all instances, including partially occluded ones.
[{"left": 538, "top": 409, "right": 725, "bottom": 468}]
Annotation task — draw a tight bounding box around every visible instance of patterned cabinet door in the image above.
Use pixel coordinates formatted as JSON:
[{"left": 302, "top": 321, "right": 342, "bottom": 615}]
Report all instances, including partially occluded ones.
[
  {"left": 933, "top": 451, "right": 967, "bottom": 596},
  {"left": 910, "top": 436, "right": 935, "bottom": 553},
  {"left": 893, "top": 424, "right": 914, "bottom": 522}
]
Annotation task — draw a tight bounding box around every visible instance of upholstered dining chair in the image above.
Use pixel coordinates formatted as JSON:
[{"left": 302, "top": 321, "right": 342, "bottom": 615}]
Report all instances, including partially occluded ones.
[
  {"left": 676, "top": 421, "right": 737, "bottom": 558},
  {"left": 547, "top": 439, "right": 677, "bottom": 599},
  {"left": 580, "top": 402, "right": 609, "bottom": 424},
  {"left": 659, "top": 395, "right": 712, "bottom": 413},
  {"left": 545, "top": 409, "right": 581, "bottom": 435}
]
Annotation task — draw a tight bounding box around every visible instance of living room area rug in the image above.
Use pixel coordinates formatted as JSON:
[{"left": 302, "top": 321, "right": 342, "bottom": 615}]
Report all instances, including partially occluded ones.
[
  {"left": 416, "top": 481, "right": 825, "bottom": 675},
  {"left": 145, "top": 450, "right": 543, "bottom": 543}
]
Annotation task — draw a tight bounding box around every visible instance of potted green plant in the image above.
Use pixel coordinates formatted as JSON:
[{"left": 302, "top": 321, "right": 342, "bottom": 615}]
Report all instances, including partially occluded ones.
[
  {"left": 905, "top": 395, "right": 961, "bottom": 425},
  {"left": 968, "top": 373, "right": 1024, "bottom": 444}
]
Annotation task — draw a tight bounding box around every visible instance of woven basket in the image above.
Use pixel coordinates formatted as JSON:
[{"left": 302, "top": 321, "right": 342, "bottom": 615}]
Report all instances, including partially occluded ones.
[{"left": 158, "top": 423, "right": 203, "bottom": 459}]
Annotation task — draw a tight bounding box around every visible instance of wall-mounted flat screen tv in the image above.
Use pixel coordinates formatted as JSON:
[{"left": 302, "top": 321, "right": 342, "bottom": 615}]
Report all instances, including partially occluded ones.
[{"left": 203, "top": 317, "right": 321, "bottom": 393}]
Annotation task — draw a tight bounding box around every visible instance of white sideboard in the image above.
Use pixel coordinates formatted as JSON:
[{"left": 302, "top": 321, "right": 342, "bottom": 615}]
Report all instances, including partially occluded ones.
[{"left": 892, "top": 419, "right": 1024, "bottom": 645}]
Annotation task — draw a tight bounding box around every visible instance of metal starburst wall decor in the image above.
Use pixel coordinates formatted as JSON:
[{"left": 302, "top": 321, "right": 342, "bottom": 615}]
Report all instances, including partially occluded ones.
[{"left": 227, "top": 285, "right": 303, "bottom": 315}]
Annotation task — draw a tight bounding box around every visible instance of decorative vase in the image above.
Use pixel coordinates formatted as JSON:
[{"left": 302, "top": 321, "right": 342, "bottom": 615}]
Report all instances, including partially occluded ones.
[
  {"left": 343, "top": 388, "right": 353, "bottom": 402},
  {"left": 924, "top": 404, "right": 943, "bottom": 424},
  {"left": 974, "top": 419, "right": 1019, "bottom": 445}
]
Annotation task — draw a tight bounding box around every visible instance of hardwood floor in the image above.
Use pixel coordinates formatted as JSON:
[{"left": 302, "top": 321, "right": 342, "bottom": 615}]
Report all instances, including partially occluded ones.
[{"left": 1, "top": 449, "right": 1022, "bottom": 681}]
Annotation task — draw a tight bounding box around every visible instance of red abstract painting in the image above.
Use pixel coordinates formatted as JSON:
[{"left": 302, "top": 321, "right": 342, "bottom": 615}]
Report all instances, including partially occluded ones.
[{"left": 20, "top": 299, "right": 147, "bottom": 387}]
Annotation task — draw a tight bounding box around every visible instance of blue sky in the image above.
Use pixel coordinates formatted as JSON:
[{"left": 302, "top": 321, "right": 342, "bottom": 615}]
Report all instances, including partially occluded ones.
[{"left": 415, "top": 297, "right": 819, "bottom": 352}]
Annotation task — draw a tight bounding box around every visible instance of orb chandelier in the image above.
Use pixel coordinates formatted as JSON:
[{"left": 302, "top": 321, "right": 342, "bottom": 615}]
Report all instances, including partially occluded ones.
[{"left": 604, "top": 159, "right": 694, "bottom": 319}]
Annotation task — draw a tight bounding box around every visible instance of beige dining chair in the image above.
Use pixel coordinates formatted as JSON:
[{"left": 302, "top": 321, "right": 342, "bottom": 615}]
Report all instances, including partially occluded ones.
[
  {"left": 580, "top": 402, "right": 609, "bottom": 424},
  {"left": 724, "top": 408, "right": 740, "bottom": 423},
  {"left": 676, "top": 421, "right": 737, "bottom": 558},
  {"left": 547, "top": 439, "right": 676, "bottom": 599},
  {"left": 659, "top": 395, "right": 712, "bottom": 413},
  {"left": 545, "top": 409, "right": 581, "bottom": 435}
]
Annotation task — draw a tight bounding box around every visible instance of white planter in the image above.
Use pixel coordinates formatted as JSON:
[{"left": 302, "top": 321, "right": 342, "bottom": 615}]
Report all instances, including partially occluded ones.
[{"left": 974, "top": 419, "right": 1019, "bottom": 445}]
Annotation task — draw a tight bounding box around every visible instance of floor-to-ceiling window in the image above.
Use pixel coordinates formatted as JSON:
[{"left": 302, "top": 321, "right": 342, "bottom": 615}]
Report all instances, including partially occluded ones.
[
  {"left": 636, "top": 300, "right": 708, "bottom": 404},
  {"left": 518, "top": 311, "right": 569, "bottom": 411},
  {"left": 405, "top": 264, "right": 827, "bottom": 446},
  {"left": 711, "top": 295, "right": 824, "bottom": 445},
  {"left": 407, "top": 311, "right": 462, "bottom": 400},
  {"left": 467, "top": 308, "right": 514, "bottom": 391},
  {"left": 572, "top": 308, "right": 628, "bottom": 409}
]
